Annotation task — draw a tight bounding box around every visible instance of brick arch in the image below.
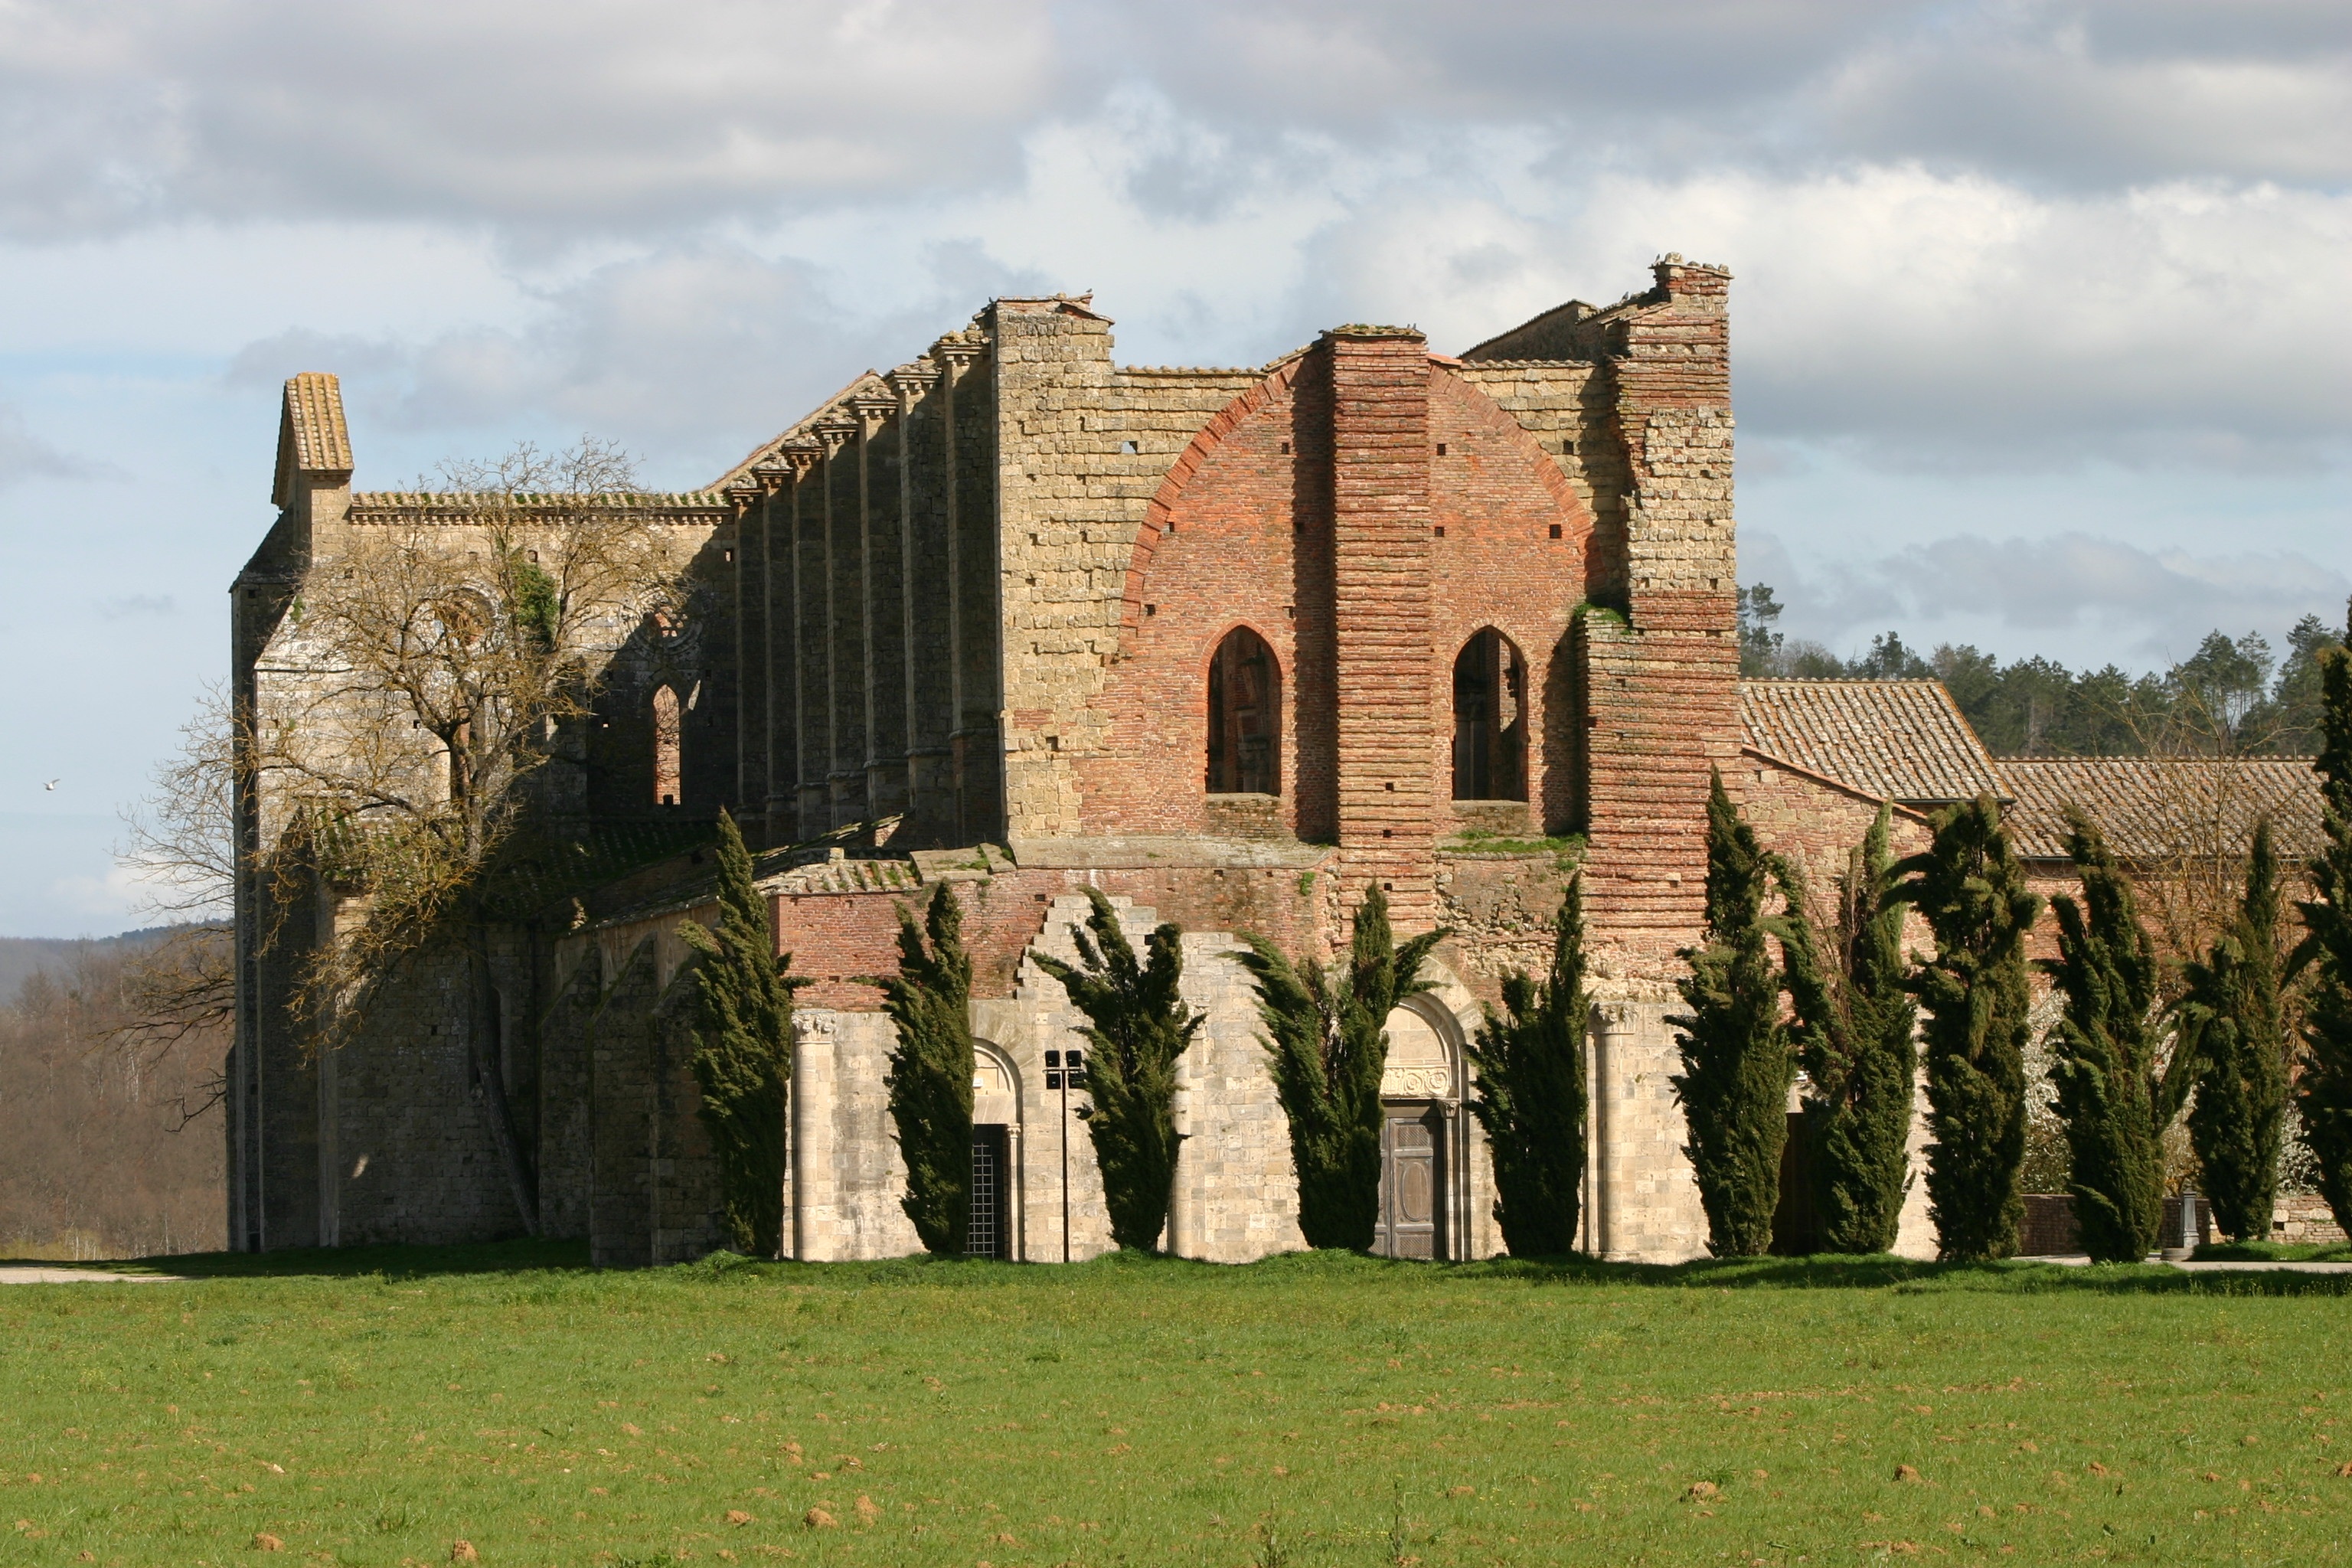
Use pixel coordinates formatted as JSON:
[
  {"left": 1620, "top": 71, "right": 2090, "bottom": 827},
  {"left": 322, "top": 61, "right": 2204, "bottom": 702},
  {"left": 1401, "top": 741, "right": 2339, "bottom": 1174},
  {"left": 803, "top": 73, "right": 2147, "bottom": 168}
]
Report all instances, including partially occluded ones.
[{"left": 1116, "top": 358, "right": 1304, "bottom": 645}]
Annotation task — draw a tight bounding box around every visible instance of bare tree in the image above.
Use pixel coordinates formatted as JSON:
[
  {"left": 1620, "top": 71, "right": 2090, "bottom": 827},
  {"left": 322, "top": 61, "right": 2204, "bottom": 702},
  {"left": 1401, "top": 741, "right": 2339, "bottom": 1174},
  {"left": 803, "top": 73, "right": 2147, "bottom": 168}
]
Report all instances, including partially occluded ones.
[
  {"left": 249, "top": 437, "right": 685, "bottom": 1231},
  {"left": 106, "top": 684, "right": 237, "bottom": 1104}
]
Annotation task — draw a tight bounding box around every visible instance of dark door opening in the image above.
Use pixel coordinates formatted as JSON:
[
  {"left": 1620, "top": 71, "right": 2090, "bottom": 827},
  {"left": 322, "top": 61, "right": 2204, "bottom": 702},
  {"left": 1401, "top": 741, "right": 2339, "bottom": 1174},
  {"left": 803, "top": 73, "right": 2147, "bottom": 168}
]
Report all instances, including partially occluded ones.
[
  {"left": 968, "top": 1123, "right": 1009, "bottom": 1259},
  {"left": 1770, "top": 1110, "right": 1821, "bottom": 1256},
  {"left": 1451, "top": 629, "right": 1527, "bottom": 802},
  {"left": 1374, "top": 1105, "right": 1446, "bottom": 1259}
]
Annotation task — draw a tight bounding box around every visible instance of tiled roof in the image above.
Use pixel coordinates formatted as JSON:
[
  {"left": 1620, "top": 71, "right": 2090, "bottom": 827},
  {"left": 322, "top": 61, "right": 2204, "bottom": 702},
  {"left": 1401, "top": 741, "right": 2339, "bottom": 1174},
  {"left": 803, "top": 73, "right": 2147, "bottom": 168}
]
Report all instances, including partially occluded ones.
[
  {"left": 346, "top": 492, "right": 727, "bottom": 524},
  {"left": 1999, "top": 756, "right": 2325, "bottom": 864},
  {"left": 273, "top": 372, "right": 352, "bottom": 505},
  {"left": 1740, "top": 680, "right": 2004, "bottom": 805}
]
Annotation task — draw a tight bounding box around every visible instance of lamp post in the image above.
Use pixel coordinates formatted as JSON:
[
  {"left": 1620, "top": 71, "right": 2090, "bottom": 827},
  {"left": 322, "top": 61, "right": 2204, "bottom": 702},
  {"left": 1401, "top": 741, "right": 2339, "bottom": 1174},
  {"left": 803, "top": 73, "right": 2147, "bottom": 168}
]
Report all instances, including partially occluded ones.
[{"left": 1045, "top": 1048, "right": 1086, "bottom": 1263}]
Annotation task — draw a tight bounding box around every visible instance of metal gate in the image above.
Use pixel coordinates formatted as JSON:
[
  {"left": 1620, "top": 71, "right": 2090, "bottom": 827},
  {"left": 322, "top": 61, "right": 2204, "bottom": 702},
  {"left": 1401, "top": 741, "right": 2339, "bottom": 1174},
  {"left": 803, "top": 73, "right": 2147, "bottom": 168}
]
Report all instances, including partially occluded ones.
[{"left": 968, "top": 1124, "right": 1009, "bottom": 1259}]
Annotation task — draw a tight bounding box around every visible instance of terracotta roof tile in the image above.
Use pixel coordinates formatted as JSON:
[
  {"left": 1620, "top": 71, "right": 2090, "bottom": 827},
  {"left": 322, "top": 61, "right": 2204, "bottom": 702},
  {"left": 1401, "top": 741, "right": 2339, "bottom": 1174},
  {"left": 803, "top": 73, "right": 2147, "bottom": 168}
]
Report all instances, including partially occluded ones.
[
  {"left": 272, "top": 372, "right": 352, "bottom": 505},
  {"left": 1999, "top": 756, "right": 2325, "bottom": 864},
  {"left": 1740, "top": 680, "right": 2004, "bottom": 805}
]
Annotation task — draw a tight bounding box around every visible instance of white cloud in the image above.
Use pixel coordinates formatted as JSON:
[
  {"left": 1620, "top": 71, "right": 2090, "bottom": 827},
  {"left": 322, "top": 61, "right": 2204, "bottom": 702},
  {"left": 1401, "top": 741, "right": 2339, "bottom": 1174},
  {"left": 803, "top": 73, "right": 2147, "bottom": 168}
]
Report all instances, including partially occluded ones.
[{"left": 0, "top": 402, "right": 85, "bottom": 488}]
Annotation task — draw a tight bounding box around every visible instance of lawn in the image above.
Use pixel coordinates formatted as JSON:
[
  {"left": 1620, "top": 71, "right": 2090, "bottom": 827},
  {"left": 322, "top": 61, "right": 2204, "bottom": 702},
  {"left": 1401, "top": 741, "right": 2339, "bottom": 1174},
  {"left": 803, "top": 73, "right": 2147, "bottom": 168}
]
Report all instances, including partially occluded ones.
[{"left": 2, "top": 1246, "right": 2348, "bottom": 1566}]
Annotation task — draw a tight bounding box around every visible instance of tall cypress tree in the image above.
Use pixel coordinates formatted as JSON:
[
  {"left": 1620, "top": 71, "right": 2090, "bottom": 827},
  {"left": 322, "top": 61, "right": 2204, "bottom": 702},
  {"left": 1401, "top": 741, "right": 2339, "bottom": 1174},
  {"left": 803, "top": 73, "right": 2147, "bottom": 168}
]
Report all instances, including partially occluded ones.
[
  {"left": 1465, "top": 874, "right": 1592, "bottom": 1256},
  {"left": 2043, "top": 808, "right": 2197, "bottom": 1263},
  {"left": 1670, "top": 770, "right": 1794, "bottom": 1259},
  {"left": 1238, "top": 884, "right": 1447, "bottom": 1251},
  {"left": 873, "top": 884, "right": 976, "bottom": 1256},
  {"left": 681, "top": 810, "right": 804, "bottom": 1258},
  {"left": 1778, "top": 806, "right": 1917, "bottom": 1256},
  {"left": 1893, "top": 794, "right": 2040, "bottom": 1263},
  {"left": 2295, "top": 602, "right": 2352, "bottom": 1235},
  {"left": 1034, "top": 888, "right": 1204, "bottom": 1253},
  {"left": 2184, "top": 818, "right": 2288, "bottom": 1243}
]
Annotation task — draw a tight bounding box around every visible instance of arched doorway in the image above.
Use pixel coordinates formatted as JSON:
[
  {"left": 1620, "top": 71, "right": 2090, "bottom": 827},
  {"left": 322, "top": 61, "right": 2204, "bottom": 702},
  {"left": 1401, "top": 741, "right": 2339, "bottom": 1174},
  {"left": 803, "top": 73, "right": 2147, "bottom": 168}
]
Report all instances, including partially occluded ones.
[
  {"left": 969, "top": 1043, "right": 1022, "bottom": 1259},
  {"left": 1205, "top": 626, "right": 1282, "bottom": 796},
  {"left": 1452, "top": 629, "right": 1527, "bottom": 802}
]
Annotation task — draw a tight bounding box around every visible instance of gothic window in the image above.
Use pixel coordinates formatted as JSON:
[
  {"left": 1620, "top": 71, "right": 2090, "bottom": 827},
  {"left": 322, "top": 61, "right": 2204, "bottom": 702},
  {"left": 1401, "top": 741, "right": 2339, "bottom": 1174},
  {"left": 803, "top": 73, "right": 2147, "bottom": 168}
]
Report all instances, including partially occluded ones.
[
  {"left": 1452, "top": 629, "right": 1527, "bottom": 802},
  {"left": 1205, "top": 626, "right": 1281, "bottom": 796},
  {"left": 652, "top": 684, "right": 682, "bottom": 806}
]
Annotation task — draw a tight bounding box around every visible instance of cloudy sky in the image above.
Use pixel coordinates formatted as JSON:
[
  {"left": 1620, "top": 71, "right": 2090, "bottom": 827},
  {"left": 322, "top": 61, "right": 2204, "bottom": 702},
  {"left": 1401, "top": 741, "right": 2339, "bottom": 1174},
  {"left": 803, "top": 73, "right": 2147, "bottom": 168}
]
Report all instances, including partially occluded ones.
[{"left": 1, "top": 0, "right": 2346, "bottom": 935}]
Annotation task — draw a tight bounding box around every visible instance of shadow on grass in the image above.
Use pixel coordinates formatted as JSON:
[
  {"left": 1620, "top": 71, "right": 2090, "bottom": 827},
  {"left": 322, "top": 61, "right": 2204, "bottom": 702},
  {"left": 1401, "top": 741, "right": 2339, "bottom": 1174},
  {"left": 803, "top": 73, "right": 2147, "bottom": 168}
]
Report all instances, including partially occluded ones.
[
  {"left": 2194, "top": 1239, "right": 2352, "bottom": 1263},
  {"left": 44, "top": 1238, "right": 2352, "bottom": 1298}
]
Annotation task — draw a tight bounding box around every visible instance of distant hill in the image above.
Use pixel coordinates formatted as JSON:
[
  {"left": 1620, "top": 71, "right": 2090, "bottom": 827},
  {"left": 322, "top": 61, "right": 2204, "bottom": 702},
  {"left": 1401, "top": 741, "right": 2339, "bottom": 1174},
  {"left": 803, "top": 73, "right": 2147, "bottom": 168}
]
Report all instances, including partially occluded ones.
[{"left": 0, "top": 927, "right": 187, "bottom": 1004}]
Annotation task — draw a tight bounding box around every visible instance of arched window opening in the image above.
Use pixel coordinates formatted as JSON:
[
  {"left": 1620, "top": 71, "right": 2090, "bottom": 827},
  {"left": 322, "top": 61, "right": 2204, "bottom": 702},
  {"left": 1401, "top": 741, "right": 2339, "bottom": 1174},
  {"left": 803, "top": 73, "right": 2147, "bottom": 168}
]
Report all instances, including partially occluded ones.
[
  {"left": 652, "top": 684, "right": 682, "bottom": 806},
  {"left": 1452, "top": 629, "right": 1527, "bottom": 802},
  {"left": 1205, "top": 626, "right": 1282, "bottom": 795}
]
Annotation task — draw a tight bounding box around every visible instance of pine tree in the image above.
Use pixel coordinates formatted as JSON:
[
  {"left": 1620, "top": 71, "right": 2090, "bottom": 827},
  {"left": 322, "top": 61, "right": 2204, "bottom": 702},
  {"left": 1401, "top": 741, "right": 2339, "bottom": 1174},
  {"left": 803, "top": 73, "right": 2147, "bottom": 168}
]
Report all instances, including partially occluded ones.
[
  {"left": 1237, "top": 884, "right": 1447, "bottom": 1251},
  {"left": 1669, "top": 770, "right": 1794, "bottom": 1259},
  {"left": 873, "top": 884, "right": 976, "bottom": 1256},
  {"left": 680, "top": 810, "right": 803, "bottom": 1258},
  {"left": 2184, "top": 818, "right": 2288, "bottom": 1242},
  {"left": 1034, "top": 888, "right": 1204, "bottom": 1253},
  {"left": 1778, "top": 805, "right": 1917, "bottom": 1255},
  {"left": 2295, "top": 602, "right": 2352, "bottom": 1234},
  {"left": 1465, "top": 874, "right": 1591, "bottom": 1256},
  {"left": 1893, "top": 794, "right": 2041, "bottom": 1263},
  {"left": 2043, "top": 808, "right": 2197, "bottom": 1263}
]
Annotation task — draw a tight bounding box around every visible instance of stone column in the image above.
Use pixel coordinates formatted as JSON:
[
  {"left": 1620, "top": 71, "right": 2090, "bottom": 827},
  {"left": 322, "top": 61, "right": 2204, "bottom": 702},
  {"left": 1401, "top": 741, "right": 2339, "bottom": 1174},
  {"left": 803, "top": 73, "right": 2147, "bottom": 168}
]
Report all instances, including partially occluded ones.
[
  {"left": 815, "top": 417, "right": 867, "bottom": 829},
  {"left": 727, "top": 482, "right": 768, "bottom": 830},
  {"left": 890, "top": 359, "right": 954, "bottom": 843},
  {"left": 853, "top": 391, "right": 910, "bottom": 825},
  {"left": 935, "top": 337, "right": 1002, "bottom": 844},
  {"left": 792, "top": 447, "right": 833, "bottom": 839},
  {"left": 767, "top": 448, "right": 817, "bottom": 836}
]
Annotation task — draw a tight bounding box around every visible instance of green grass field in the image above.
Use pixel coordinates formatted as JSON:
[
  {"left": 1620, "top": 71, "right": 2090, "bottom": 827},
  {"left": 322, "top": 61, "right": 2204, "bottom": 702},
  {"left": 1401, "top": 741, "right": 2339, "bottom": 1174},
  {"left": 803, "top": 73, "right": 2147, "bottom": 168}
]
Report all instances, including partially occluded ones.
[{"left": 3, "top": 1246, "right": 2349, "bottom": 1566}]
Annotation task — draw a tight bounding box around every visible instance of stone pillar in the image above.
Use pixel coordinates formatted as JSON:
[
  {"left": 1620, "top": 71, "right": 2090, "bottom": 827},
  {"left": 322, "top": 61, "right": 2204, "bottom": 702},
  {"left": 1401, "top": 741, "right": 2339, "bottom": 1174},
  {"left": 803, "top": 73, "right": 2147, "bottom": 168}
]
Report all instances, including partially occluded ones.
[
  {"left": 768, "top": 447, "right": 817, "bottom": 836},
  {"left": 936, "top": 337, "right": 1003, "bottom": 844},
  {"left": 853, "top": 391, "right": 910, "bottom": 825},
  {"left": 727, "top": 482, "right": 769, "bottom": 831},
  {"left": 1326, "top": 328, "right": 1438, "bottom": 928},
  {"left": 890, "top": 359, "right": 955, "bottom": 844},
  {"left": 1577, "top": 257, "right": 1739, "bottom": 980},
  {"left": 792, "top": 447, "right": 833, "bottom": 839},
  {"left": 815, "top": 417, "right": 867, "bottom": 829}
]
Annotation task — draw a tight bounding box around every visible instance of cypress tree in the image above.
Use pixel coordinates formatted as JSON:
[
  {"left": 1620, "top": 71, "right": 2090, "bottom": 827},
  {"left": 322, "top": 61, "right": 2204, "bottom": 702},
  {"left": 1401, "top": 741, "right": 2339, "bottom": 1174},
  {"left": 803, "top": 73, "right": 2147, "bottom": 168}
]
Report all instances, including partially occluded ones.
[
  {"left": 1465, "top": 874, "right": 1591, "bottom": 1256},
  {"left": 1034, "top": 887, "right": 1204, "bottom": 1253},
  {"left": 2295, "top": 603, "right": 2352, "bottom": 1235},
  {"left": 1237, "top": 884, "right": 1447, "bottom": 1251},
  {"left": 1892, "top": 794, "right": 2040, "bottom": 1263},
  {"left": 2184, "top": 818, "right": 2288, "bottom": 1243},
  {"left": 873, "top": 884, "right": 976, "bottom": 1256},
  {"left": 1669, "top": 770, "right": 1794, "bottom": 1259},
  {"left": 1778, "top": 805, "right": 1917, "bottom": 1256},
  {"left": 681, "top": 810, "right": 803, "bottom": 1258},
  {"left": 2043, "top": 808, "right": 2197, "bottom": 1263}
]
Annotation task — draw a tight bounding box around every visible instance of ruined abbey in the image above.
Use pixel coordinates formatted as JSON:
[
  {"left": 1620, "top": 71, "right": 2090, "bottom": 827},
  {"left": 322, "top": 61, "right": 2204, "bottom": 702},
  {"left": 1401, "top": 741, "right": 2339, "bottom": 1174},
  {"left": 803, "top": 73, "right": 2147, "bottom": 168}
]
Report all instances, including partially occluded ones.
[{"left": 233, "top": 257, "right": 2013, "bottom": 1265}]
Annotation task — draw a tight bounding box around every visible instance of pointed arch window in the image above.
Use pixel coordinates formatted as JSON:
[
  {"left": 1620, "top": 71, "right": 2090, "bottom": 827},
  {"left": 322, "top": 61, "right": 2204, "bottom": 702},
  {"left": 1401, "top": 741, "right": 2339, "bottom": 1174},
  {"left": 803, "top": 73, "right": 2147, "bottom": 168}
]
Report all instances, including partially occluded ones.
[
  {"left": 1452, "top": 629, "right": 1527, "bottom": 802},
  {"left": 1205, "top": 626, "right": 1282, "bottom": 796},
  {"left": 652, "top": 684, "right": 682, "bottom": 806}
]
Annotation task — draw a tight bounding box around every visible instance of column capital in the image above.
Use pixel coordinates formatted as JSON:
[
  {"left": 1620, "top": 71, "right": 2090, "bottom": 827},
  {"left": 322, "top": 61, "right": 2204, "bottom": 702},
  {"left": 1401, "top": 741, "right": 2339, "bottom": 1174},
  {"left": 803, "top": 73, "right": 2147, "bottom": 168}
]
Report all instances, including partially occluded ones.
[
  {"left": 885, "top": 359, "right": 940, "bottom": 407},
  {"left": 848, "top": 392, "right": 897, "bottom": 434},
  {"left": 749, "top": 462, "right": 792, "bottom": 495},
  {"left": 812, "top": 418, "right": 858, "bottom": 455},
  {"left": 724, "top": 480, "right": 761, "bottom": 517},
  {"left": 777, "top": 441, "right": 822, "bottom": 478}
]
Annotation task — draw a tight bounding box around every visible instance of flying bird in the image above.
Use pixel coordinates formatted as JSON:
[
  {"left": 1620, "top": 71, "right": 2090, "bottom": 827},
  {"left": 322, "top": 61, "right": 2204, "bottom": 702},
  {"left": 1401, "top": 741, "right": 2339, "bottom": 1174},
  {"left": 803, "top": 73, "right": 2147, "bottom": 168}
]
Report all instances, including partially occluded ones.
[{"left": 44, "top": 779, "right": 58, "bottom": 790}]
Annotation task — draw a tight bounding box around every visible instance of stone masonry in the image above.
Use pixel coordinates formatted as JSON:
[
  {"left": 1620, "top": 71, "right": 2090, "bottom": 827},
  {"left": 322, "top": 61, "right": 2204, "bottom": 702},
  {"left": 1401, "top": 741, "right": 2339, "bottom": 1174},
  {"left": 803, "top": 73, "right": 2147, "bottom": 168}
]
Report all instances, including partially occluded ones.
[{"left": 233, "top": 260, "right": 1973, "bottom": 1268}]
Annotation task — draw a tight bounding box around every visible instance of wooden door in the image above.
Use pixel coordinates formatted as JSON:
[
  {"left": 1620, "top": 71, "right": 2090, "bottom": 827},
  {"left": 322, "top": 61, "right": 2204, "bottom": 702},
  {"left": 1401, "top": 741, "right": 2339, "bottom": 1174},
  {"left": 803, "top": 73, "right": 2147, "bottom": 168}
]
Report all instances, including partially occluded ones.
[{"left": 1376, "top": 1106, "right": 1446, "bottom": 1259}]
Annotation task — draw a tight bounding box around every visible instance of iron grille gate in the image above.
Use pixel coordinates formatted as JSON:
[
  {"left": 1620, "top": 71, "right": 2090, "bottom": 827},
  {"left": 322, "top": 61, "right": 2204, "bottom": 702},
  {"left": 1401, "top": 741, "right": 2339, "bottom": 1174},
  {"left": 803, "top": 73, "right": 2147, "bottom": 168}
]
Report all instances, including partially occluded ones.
[{"left": 968, "top": 1124, "right": 1009, "bottom": 1259}]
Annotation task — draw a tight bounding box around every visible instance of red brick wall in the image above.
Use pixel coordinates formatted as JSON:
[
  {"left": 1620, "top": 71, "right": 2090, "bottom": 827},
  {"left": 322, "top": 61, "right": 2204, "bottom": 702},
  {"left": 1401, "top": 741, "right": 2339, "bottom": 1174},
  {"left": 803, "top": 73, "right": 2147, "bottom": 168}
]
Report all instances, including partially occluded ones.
[
  {"left": 770, "top": 862, "right": 1337, "bottom": 1009},
  {"left": 1426, "top": 368, "right": 1594, "bottom": 838},
  {"left": 1081, "top": 362, "right": 1307, "bottom": 838},
  {"left": 1732, "top": 756, "right": 1934, "bottom": 952},
  {"left": 1328, "top": 330, "right": 1438, "bottom": 925}
]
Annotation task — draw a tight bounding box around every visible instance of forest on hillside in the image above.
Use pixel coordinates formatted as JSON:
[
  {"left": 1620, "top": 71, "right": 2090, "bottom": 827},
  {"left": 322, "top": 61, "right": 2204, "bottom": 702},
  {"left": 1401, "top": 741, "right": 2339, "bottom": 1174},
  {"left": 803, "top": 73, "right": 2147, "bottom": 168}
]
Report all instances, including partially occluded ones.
[
  {"left": 0, "top": 930, "right": 226, "bottom": 1259},
  {"left": 1740, "top": 586, "right": 2342, "bottom": 757}
]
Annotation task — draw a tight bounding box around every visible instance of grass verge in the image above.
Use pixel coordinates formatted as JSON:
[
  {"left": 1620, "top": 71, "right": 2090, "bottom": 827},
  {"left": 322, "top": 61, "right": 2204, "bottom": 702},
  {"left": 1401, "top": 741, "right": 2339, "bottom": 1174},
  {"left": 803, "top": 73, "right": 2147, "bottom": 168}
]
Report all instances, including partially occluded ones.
[{"left": 2, "top": 1246, "right": 2348, "bottom": 1565}]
